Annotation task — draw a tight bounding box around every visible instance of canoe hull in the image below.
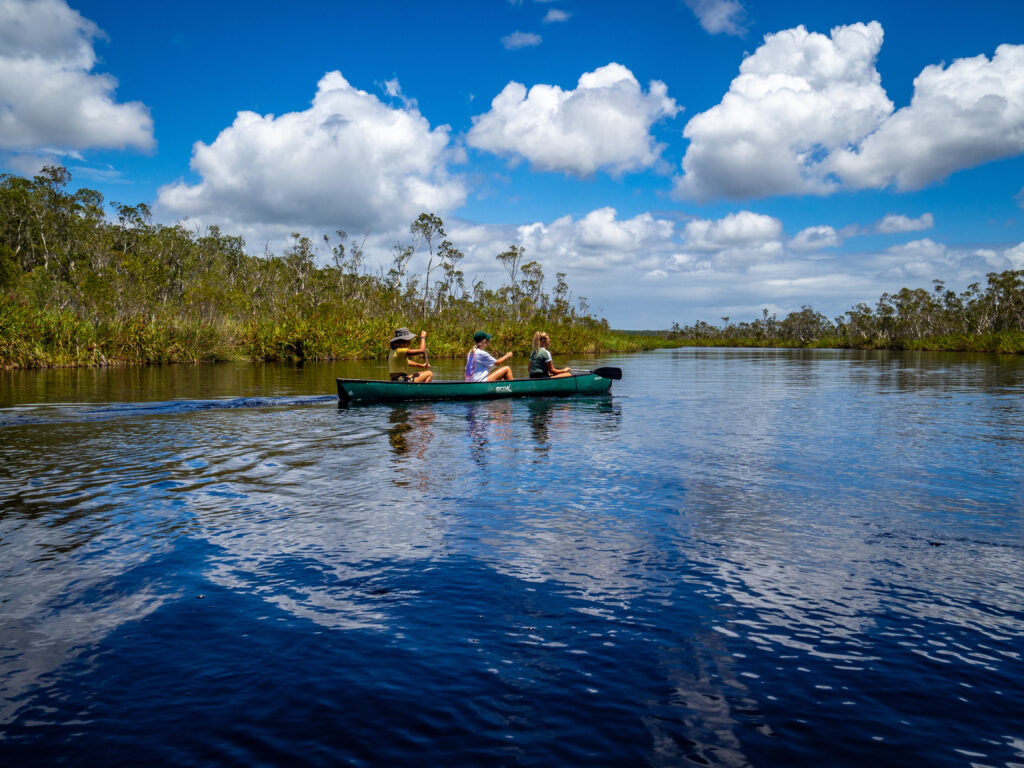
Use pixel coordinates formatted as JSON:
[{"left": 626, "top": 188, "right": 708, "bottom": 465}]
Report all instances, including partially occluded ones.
[{"left": 337, "top": 373, "right": 612, "bottom": 404}]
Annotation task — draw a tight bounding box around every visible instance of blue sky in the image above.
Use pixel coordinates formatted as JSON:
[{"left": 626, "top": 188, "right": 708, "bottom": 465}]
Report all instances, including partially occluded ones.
[{"left": 2, "top": 0, "right": 1023, "bottom": 327}]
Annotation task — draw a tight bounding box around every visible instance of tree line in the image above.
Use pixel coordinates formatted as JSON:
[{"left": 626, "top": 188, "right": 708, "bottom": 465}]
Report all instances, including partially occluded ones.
[
  {"left": 669, "top": 271, "right": 1024, "bottom": 353},
  {"left": 9, "top": 166, "right": 1016, "bottom": 368},
  {"left": 0, "top": 167, "right": 673, "bottom": 368}
]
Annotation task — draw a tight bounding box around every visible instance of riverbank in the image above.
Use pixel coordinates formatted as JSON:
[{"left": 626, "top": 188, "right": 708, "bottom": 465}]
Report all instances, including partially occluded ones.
[
  {"left": 667, "top": 331, "right": 1024, "bottom": 354},
  {"left": 1, "top": 170, "right": 689, "bottom": 370},
  {"left": 0, "top": 301, "right": 683, "bottom": 369},
  {"left": 9, "top": 302, "right": 1024, "bottom": 370}
]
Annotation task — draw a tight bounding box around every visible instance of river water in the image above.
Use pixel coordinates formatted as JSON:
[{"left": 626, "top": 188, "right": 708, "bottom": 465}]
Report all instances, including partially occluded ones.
[{"left": 1, "top": 349, "right": 1023, "bottom": 767}]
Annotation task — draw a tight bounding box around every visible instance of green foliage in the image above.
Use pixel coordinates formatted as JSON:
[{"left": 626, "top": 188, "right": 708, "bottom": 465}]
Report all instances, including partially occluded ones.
[
  {"left": 671, "top": 272, "right": 1024, "bottom": 354},
  {"left": 0, "top": 167, "right": 669, "bottom": 369},
  {"left": 0, "top": 242, "right": 17, "bottom": 291}
]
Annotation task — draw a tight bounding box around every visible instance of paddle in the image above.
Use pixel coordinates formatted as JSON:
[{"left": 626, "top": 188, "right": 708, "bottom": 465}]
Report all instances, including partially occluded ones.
[{"left": 586, "top": 366, "right": 622, "bottom": 380}]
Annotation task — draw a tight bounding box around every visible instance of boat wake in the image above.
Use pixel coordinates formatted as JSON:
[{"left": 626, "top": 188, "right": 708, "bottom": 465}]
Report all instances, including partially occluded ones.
[{"left": 0, "top": 395, "right": 338, "bottom": 427}]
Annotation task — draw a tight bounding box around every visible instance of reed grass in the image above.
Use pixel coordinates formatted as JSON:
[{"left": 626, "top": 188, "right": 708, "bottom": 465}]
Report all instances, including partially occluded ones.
[{"left": 0, "top": 301, "right": 681, "bottom": 369}]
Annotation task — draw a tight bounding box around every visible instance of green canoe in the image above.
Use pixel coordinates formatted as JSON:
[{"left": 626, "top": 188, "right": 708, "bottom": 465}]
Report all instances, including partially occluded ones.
[{"left": 337, "top": 370, "right": 617, "bottom": 404}]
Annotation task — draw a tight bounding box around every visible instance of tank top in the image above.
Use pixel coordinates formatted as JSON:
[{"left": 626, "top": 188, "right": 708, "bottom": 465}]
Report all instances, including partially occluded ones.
[
  {"left": 388, "top": 347, "right": 410, "bottom": 375},
  {"left": 529, "top": 347, "right": 552, "bottom": 377}
]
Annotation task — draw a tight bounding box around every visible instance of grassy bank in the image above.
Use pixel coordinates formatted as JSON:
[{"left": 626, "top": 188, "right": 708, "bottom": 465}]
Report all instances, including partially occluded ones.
[
  {"left": 668, "top": 271, "right": 1024, "bottom": 355},
  {"left": 664, "top": 332, "right": 1024, "bottom": 354},
  {"left": 0, "top": 301, "right": 681, "bottom": 369},
  {"left": 0, "top": 168, "right": 684, "bottom": 370}
]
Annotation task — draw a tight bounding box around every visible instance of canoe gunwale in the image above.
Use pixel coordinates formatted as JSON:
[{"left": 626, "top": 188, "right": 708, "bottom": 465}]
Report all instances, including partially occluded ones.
[
  {"left": 337, "top": 373, "right": 594, "bottom": 385},
  {"left": 336, "top": 372, "right": 612, "bottom": 404}
]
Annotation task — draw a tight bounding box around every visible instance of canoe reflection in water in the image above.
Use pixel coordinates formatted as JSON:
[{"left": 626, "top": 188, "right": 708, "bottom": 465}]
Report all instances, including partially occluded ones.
[
  {"left": 387, "top": 397, "right": 622, "bottom": 477},
  {"left": 466, "top": 399, "right": 514, "bottom": 468},
  {"left": 528, "top": 399, "right": 571, "bottom": 455},
  {"left": 387, "top": 405, "right": 436, "bottom": 487}
]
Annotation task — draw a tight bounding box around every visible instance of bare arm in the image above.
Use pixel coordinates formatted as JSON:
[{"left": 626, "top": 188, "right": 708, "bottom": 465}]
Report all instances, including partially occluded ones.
[
  {"left": 406, "top": 330, "right": 428, "bottom": 356},
  {"left": 545, "top": 360, "right": 570, "bottom": 375}
]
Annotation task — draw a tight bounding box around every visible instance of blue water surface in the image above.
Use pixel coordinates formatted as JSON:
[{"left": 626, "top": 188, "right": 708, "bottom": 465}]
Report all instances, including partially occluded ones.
[{"left": 1, "top": 349, "right": 1023, "bottom": 767}]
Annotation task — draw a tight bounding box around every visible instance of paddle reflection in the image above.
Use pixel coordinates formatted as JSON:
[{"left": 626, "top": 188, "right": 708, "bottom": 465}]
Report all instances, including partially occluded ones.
[{"left": 387, "top": 404, "right": 436, "bottom": 487}]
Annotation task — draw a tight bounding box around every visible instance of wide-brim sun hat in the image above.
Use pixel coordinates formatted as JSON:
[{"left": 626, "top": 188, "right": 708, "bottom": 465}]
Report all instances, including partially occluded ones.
[
  {"left": 392, "top": 328, "right": 416, "bottom": 342},
  {"left": 473, "top": 331, "right": 492, "bottom": 343}
]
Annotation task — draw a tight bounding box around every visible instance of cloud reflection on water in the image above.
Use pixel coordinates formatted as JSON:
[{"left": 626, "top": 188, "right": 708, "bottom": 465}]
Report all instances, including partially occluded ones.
[{"left": 3, "top": 352, "right": 1024, "bottom": 765}]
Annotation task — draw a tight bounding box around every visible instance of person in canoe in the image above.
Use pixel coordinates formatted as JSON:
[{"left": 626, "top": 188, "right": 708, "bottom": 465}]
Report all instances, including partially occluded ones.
[
  {"left": 465, "top": 331, "right": 513, "bottom": 382},
  {"left": 388, "top": 328, "right": 433, "bottom": 383},
  {"left": 529, "top": 331, "right": 572, "bottom": 379}
]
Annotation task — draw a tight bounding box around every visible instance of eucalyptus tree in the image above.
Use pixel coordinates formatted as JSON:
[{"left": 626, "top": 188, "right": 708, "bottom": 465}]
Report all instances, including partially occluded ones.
[
  {"left": 984, "top": 270, "right": 1024, "bottom": 332},
  {"left": 551, "top": 272, "right": 570, "bottom": 320},
  {"left": 410, "top": 212, "right": 445, "bottom": 315},
  {"left": 435, "top": 239, "right": 465, "bottom": 310},
  {"left": 519, "top": 260, "right": 544, "bottom": 317},
  {"left": 496, "top": 244, "right": 526, "bottom": 316},
  {"left": 778, "top": 306, "right": 832, "bottom": 343},
  {"left": 386, "top": 244, "right": 414, "bottom": 292}
]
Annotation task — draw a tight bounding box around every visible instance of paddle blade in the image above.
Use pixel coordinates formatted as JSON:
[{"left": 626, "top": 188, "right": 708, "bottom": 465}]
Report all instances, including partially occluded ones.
[{"left": 592, "top": 366, "right": 622, "bottom": 380}]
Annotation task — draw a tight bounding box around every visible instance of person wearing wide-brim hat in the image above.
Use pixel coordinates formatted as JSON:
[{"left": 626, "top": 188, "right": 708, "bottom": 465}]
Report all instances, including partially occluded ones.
[
  {"left": 465, "top": 331, "right": 513, "bottom": 382},
  {"left": 388, "top": 327, "right": 432, "bottom": 383}
]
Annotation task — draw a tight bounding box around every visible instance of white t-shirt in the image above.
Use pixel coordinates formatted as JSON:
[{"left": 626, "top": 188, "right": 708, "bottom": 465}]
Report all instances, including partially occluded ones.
[{"left": 466, "top": 348, "right": 497, "bottom": 382}]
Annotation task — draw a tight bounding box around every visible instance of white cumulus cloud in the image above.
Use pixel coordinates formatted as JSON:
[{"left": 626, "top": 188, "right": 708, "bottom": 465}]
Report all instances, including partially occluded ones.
[
  {"left": 790, "top": 225, "right": 841, "bottom": 251},
  {"left": 577, "top": 207, "right": 675, "bottom": 250},
  {"left": 875, "top": 212, "right": 934, "bottom": 233},
  {"left": 0, "top": 0, "right": 153, "bottom": 155},
  {"left": 542, "top": 9, "right": 570, "bottom": 23},
  {"left": 886, "top": 237, "right": 947, "bottom": 261},
  {"left": 683, "top": 211, "right": 783, "bottom": 251},
  {"left": 675, "top": 21, "right": 892, "bottom": 200},
  {"left": 1004, "top": 243, "right": 1024, "bottom": 269},
  {"left": 467, "top": 63, "right": 680, "bottom": 176},
  {"left": 501, "top": 31, "right": 542, "bottom": 50},
  {"left": 675, "top": 21, "right": 1024, "bottom": 201},
  {"left": 831, "top": 44, "right": 1024, "bottom": 190},
  {"left": 156, "top": 71, "right": 466, "bottom": 236},
  {"left": 389, "top": 209, "right": 1024, "bottom": 328},
  {"left": 516, "top": 207, "right": 675, "bottom": 270},
  {"left": 684, "top": 0, "right": 746, "bottom": 36}
]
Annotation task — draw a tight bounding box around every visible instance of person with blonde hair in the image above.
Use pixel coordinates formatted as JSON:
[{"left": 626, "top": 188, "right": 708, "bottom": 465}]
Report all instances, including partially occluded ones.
[{"left": 529, "top": 332, "right": 571, "bottom": 379}]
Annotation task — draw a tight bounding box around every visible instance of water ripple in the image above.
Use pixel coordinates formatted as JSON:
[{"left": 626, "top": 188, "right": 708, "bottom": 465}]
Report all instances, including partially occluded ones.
[
  {"left": 0, "top": 394, "right": 337, "bottom": 427},
  {"left": 2, "top": 353, "right": 1024, "bottom": 766}
]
